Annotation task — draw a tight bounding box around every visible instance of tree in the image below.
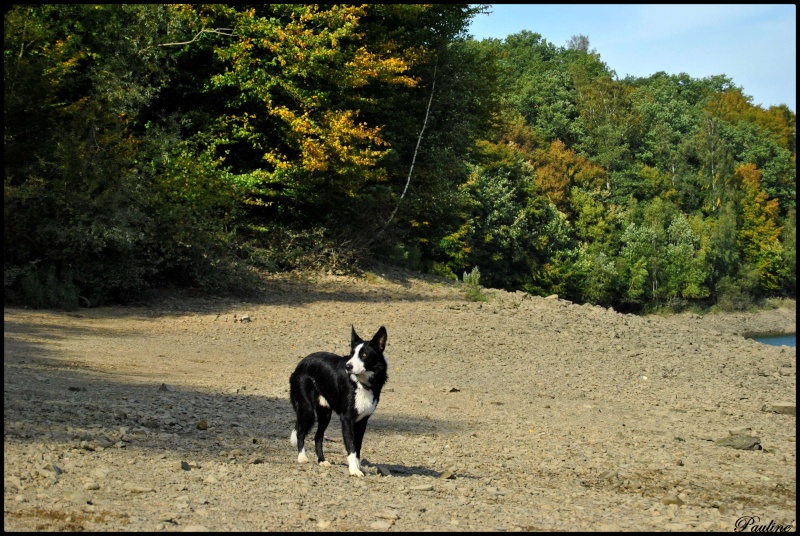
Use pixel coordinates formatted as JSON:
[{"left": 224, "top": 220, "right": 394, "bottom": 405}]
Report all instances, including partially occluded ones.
[
  {"left": 4, "top": 5, "right": 191, "bottom": 305},
  {"left": 619, "top": 223, "right": 658, "bottom": 305},
  {"left": 532, "top": 139, "right": 605, "bottom": 213},
  {"left": 497, "top": 31, "right": 588, "bottom": 146},
  {"left": 630, "top": 73, "right": 698, "bottom": 194},
  {"left": 735, "top": 163, "right": 783, "bottom": 292},
  {"left": 662, "top": 213, "right": 709, "bottom": 301},
  {"left": 566, "top": 34, "right": 591, "bottom": 53},
  {"left": 574, "top": 75, "right": 640, "bottom": 196}
]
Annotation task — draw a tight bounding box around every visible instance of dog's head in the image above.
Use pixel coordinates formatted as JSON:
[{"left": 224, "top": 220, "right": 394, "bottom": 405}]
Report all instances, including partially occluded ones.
[{"left": 345, "top": 326, "right": 387, "bottom": 377}]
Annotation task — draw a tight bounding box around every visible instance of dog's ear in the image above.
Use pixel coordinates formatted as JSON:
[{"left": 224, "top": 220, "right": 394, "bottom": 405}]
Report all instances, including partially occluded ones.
[
  {"left": 371, "top": 326, "right": 387, "bottom": 352},
  {"left": 351, "top": 325, "right": 362, "bottom": 348}
]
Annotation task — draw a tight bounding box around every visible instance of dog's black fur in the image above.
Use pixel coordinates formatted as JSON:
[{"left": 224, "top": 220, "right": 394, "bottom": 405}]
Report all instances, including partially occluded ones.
[{"left": 289, "top": 326, "right": 388, "bottom": 476}]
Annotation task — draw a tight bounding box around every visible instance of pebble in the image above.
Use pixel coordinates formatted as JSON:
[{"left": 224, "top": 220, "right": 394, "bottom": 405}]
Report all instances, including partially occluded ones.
[
  {"left": 376, "top": 510, "right": 400, "bottom": 521},
  {"left": 93, "top": 467, "right": 110, "bottom": 479},
  {"left": 124, "top": 484, "right": 155, "bottom": 493},
  {"left": 762, "top": 402, "right": 796, "bottom": 415},
  {"left": 660, "top": 493, "right": 684, "bottom": 506},
  {"left": 63, "top": 489, "right": 90, "bottom": 504},
  {"left": 39, "top": 463, "right": 63, "bottom": 477},
  {"left": 370, "top": 520, "right": 393, "bottom": 530}
]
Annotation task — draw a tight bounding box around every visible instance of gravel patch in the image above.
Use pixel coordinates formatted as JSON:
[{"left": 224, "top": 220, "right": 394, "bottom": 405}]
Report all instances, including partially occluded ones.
[{"left": 4, "top": 271, "right": 796, "bottom": 531}]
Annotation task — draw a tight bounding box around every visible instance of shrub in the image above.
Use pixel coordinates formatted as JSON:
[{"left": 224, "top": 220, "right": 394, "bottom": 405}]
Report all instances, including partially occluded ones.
[
  {"left": 462, "top": 266, "right": 487, "bottom": 302},
  {"left": 7, "top": 264, "right": 80, "bottom": 310}
]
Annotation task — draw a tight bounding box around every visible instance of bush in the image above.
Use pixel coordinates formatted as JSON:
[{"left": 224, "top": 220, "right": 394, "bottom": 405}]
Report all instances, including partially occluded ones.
[
  {"left": 462, "top": 266, "right": 488, "bottom": 302},
  {"left": 714, "top": 271, "right": 759, "bottom": 312},
  {"left": 240, "top": 225, "right": 367, "bottom": 275},
  {"left": 6, "top": 264, "right": 80, "bottom": 310}
]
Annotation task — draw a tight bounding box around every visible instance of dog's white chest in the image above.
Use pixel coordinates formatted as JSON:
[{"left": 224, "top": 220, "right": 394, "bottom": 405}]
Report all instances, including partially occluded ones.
[{"left": 354, "top": 382, "right": 377, "bottom": 422}]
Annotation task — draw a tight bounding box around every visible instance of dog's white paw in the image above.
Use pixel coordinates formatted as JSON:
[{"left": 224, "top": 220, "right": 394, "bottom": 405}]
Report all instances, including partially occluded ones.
[
  {"left": 347, "top": 452, "right": 363, "bottom": 477},
  {"left": 319, "top": 460, "right": 331, "bottom": 467},
  {"left": 349, "top": 467, "right": 365, "bottom": 477},
  {"left": 297, "top": 450, "right": 309, "bottom": 463}
]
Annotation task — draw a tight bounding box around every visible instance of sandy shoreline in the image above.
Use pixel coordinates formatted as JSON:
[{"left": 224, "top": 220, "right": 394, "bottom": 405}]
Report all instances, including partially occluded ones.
[{"left": 662, "top": 299, "right": 796, "bottom": 339}]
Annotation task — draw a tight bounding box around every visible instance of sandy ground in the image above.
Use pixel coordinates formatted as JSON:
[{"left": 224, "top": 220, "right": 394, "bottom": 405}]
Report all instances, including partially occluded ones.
[{"left": 3, "top": 268, "right": 796, "bottom": 531}]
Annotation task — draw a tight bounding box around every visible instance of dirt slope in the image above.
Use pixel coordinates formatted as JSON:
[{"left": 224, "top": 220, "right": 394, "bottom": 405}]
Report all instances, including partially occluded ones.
[{"left": 4, "top": 269, "right": 796, "bottom": 531}]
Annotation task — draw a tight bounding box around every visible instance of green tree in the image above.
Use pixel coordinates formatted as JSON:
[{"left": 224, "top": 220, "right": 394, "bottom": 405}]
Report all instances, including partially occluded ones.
[
  {"left": 777, "top": 209, "right": 796, "bottom": 296},
  {"left": 662, "top": 213, "right": 709, "bottom": 301},
  {"left": 619, "top": 222, "right": 657, "bottom": 305},
  {"left": 574, "top": 75, "right": 641, "bottom": 197},
  {"left": 4, "top": 5, "right": 188, "bottom": 305},
  {"left": 630, "top": 72, "right": 698, "bottom": 197}
]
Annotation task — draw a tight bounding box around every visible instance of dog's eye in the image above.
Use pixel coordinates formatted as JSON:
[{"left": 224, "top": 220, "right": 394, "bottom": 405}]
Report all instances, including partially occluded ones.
[{"left": 360, "top": 352, "right": 366, "bottom": 358}]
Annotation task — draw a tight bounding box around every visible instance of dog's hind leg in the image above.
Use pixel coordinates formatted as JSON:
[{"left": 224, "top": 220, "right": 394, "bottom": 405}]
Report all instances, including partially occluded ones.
[
  {"left": 291, "top": 396, "right": 316, "bottom": 464},
  {"left": 314, "top": 405, "right": 333, "bottom": 467}
]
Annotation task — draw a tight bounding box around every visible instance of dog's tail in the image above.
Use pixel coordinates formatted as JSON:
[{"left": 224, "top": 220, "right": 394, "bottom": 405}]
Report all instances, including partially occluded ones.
[{"left": 290, "top": 429, "right": 298, "bottom": 448}]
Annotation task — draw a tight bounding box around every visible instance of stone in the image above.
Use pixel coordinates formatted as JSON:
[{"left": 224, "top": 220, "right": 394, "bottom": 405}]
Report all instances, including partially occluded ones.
[
  {"left": 715, "top": 435, "right": 762, "bottom": 450},
  {"left": 376, "top": 510, "right": 400, "bottom": 521},
  {"left": 375, "top": 465, "right": 392, "bottom": 477},
  {"left": 124, "top": 483, "right": 155, "bottom": 493},
  {"left": 63, "top": 489, "right": 90, "bottom": 504},
  {"left": 762, "top": 402, "right": 796, "bottom": 416},
  {"left": 660, "top": 493, "right": 684, "bottom": 506}
]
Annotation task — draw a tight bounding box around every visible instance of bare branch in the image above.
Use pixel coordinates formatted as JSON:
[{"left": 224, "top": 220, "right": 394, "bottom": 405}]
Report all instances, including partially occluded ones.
[
  {"left": 156, "top": 28, "right": 236, "bottom": 48},
  {"left": 375, "top": 57, "right": 438, "bottom": 239}
]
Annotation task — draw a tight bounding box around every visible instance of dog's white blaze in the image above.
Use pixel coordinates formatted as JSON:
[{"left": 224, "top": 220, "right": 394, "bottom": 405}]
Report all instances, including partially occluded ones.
[
  {"left": 347, "top": 452, "right": 363, "bottom": 477},
  {"left": 350, "top": 370, "right": 374, "bottom": 385},
  {"left": 354, "top": 382, "right": 377, "bottom": 422},
  {"left": 346, "top": 343, "right": 366, "bottom": 374},
  {"left": 290, "top": 429, "right": 298, "bottom": 447},
  {"left": 318, "top": 395, "right": 329, "bottom": 407}
]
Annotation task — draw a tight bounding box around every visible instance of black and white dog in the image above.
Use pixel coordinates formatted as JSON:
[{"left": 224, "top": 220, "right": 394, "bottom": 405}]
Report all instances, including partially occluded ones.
[{"left": 289, "top": 326, "right": 388, "bottom": 477}]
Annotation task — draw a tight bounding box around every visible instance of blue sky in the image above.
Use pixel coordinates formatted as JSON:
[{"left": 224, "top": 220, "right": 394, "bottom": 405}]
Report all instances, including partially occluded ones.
[{"left": 468, "top": 4, "right": 796, "bottom": 112}]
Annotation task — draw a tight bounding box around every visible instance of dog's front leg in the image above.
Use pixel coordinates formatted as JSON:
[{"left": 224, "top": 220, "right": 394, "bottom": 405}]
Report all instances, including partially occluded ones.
[
  {"left": 354, "top": 417, "right": 369, "bottom": 460},
  {"left": 340, "top": 417, "right": 364, "bottom": 477}
]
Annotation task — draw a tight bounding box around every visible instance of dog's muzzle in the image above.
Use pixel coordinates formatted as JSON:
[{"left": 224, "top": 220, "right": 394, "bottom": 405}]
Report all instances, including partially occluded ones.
[{"left": 345, "top": 356, "right": 366, "bottom": 375}]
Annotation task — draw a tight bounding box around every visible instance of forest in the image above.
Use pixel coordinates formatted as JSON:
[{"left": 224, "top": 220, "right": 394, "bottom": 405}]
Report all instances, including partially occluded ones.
[{"left": 4, "top": 5, "right": 796, "bottom": 312}]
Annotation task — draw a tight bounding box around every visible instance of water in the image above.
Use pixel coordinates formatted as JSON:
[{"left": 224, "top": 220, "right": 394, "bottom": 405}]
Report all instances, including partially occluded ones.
[{"left": 751, "top": 334, "right": 796, "bottom": 348}]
